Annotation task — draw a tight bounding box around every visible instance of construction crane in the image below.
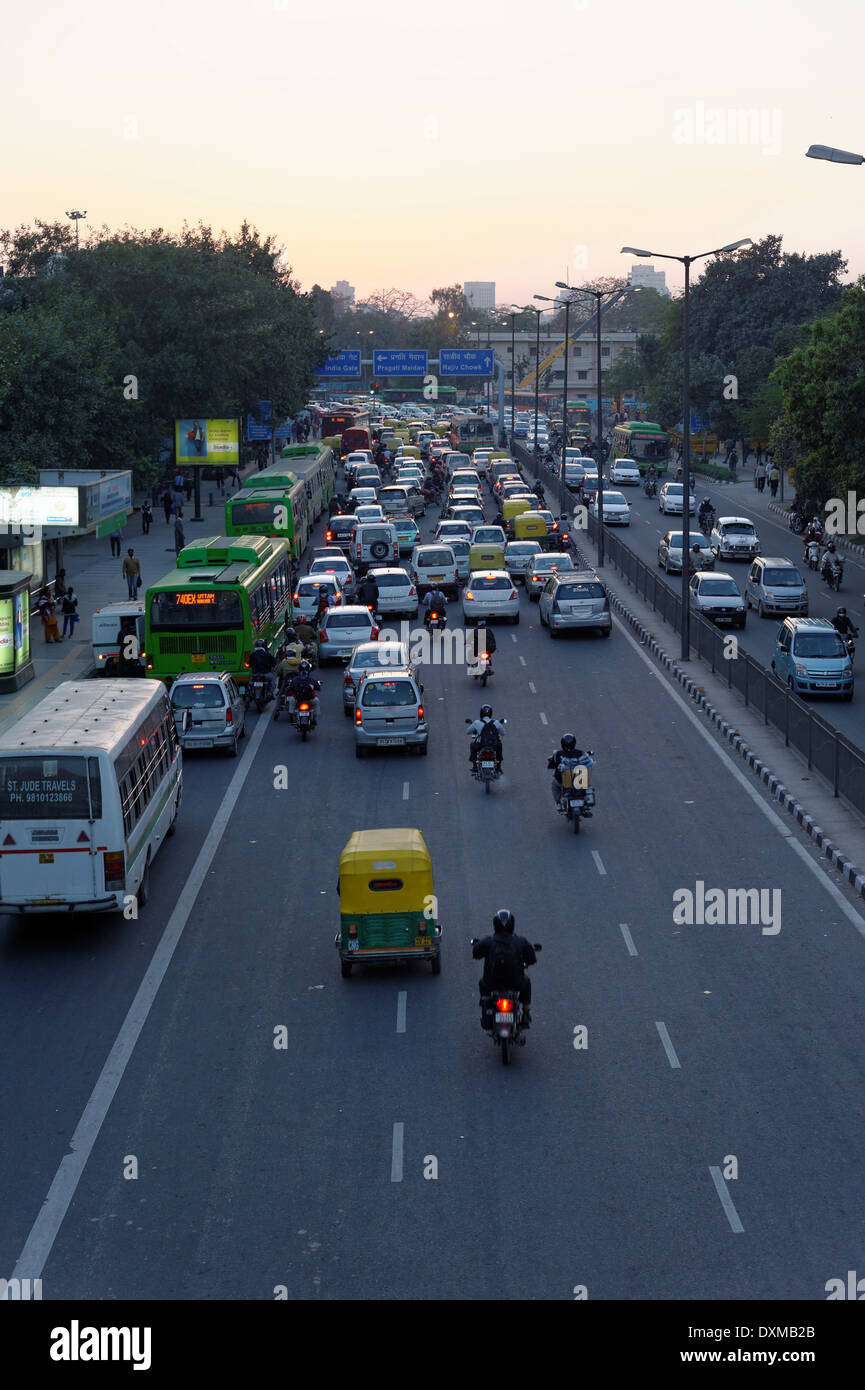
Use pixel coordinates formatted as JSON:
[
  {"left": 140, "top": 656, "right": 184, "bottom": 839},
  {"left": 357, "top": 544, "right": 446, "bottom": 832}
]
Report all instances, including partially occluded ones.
[{"left": 516, "top": 291, "right": 629, "bottom": 393}]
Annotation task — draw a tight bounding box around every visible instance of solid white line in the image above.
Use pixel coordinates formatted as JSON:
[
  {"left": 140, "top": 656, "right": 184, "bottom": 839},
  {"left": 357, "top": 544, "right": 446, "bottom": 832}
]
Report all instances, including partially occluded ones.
[
  {"left": 615, "top": 614, "right": 865, "bottom": 941},
  {"left": 12, "top": 706, "right": 276, "bottom": 1282},
  {"left": 539, "top": 712, "right": 548, "bottom": 725},
  {"left": 391, "top": 1122, "right": 404, "bottom": 1181},
  {"left": 655, "top": 1021, "right": 681, "bottom": 1069},
  {"left": 519, "top": 656, "right": 527, "bottom": 666},
  {"left": 402, "top": 781, "right": 410, "bottom": 800},
  {"left": 396, "top": 992, "right": 407, "bottom": 1033},
  {"left": 528, "top": 681, "right": 537, "bottom": 694},
  {"left": 511, "top": 634, "right": 518, "bottom": 642},
  {"left": 709, "top": 1165, "right": 745, "bottom": 1233},
  {"left": 591, "top": 850, "right": 606, "bottom": 876},
  {"left": 620, "top": 923, "right": 638, "bottom": 956}
]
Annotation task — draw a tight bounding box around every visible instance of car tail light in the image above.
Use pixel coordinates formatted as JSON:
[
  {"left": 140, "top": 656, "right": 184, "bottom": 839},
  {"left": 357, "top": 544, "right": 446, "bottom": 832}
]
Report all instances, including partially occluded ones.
[
  {"left": 104, "top": 851, "right": 125, "bottom": 889},
  {"left": 344, "top": 671, "right": 354, "bottom": 686},
  {"left": 509, "top": 590, "right": 518, "bottom": 601},
  {"left": 465, "top": 590, "right": 474, "bottom": 601},
  {"left": 495, "top": 997, "right": 514, "bottom": 1013},
  {"left": 355, "top": 708, "right": 362, "bottom": 725},
  {"left": 408, "top": 585, "right": 416, "bottom": 596},
  {"left": 225, "top": 707, "right": 233, "bottom": 723},
  {"left": 320, "top": 629, "right": 328, "bottom": 642},
  {"left": 292, "top": 593, "right": 300, "bottom": 604},
  {"left": 371, "top": 626, "right": 379, "bottom": 639},
  {"left": 325, "top": 530, "right": 334, "bottom": 542},
  {"left": 417, "top": 705, "right": 424, "bottom": 720}
]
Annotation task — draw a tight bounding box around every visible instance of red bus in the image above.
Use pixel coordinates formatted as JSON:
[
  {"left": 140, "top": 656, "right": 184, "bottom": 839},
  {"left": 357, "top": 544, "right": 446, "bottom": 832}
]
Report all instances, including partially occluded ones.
[{"left": 323, "top": 409, "right": 371, "bottom": 456}]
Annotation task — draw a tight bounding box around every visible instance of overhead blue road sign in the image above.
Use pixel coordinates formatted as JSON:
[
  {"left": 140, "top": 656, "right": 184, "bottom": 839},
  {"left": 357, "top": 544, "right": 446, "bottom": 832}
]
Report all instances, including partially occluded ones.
[
  {"left": 439, "top": 349, "right": 494, "bottom": 376},
  {"left": 373, "top": 349, "right": 428, "bottom": 376},
  {"left": 316, "top": 351, "right": 362, "bottom": 378}
]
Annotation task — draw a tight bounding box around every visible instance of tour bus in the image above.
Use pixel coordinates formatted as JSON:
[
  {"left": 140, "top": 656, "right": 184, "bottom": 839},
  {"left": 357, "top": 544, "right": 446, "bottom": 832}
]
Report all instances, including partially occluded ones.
[
  {"left": 225, "top": 483, "right": 310, "bottom": 557},
  {"left": 144, "top": 535, "right": 293, "bottom": 686},
  {"left": 609, "top": 421, "right": 670, "bottom": 474},
  {"left": 0, "top": 680, "right": 181, "bottom": 914}
]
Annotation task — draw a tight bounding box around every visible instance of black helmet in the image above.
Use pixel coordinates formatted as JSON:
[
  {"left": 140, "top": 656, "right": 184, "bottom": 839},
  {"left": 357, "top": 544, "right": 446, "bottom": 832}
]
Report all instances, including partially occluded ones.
[
  {"left": 285, "top": 628, "right": 297, "bottom": 643},
  {"left": 255, "top": 638, "right": 265, "bottom": 649},
  {"left": 480, "top": 704, "right": 493, "bottom": 720},
  {"left": 493, "top": 909, "right": 515, "bottom": 935},
  {"left": 836, "top": 608, "right": 847, "bottom": 617},
  {"left": 826, "top": 540, "right": 836, "bottom": 552},
  {"left": 561, "top": 733, "right": 577, "bottom": 752},
  {"left": 299, "top": 660, "right": 311, "bottom": 674}
]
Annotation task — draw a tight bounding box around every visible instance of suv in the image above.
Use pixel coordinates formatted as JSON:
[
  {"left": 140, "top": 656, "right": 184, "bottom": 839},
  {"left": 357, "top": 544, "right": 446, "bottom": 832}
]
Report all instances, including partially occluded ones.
[
  {"left": 771, "top": 617, "right": 854, "bottom": 699},
  {"left": 745, "top": 556, "right": 808, "bottom": 617},
  {"left": 169, "top": 671, "right": 246, "bottom": 756},
  {"left": 351, "top": 522, "right": 399, "bottom": 574},
  {"left": 688, "top": 571, "right": 746, "bottom": 628},
  {"left": 354, "top": 669, "right": 428, "bottom": 757},
  {"left": 410, "top": 543, "right": 459, "bottom": 599},
  {"left": 710, "top": 516, "right": 761, "bottom": 561},
  {"left": 538, "top": 571, "right": 612, "bottom": 637}
]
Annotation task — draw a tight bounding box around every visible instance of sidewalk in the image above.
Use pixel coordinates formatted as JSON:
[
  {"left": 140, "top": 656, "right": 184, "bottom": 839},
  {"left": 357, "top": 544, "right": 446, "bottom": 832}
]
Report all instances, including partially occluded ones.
[{"left": 0, "top": 467, "right": 259, "bottom": 737}]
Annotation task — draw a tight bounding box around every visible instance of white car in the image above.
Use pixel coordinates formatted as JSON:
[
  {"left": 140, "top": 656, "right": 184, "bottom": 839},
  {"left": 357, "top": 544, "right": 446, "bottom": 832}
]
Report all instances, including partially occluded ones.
[
  {"left": 462, "top": 570, "right": 521, "bottom": 625},
  {"left": 366, "top": 567, "right": 419, "bottom": 617},
  {"left": 318, "top": 605, "right": 379, "bottom": 664},
  {"left": 710, "top": 516, "right": 761, "bottom": 561},
  {"left": 436, "top": 520, "right": 474, "bottom": 544},
  {"left": 410, "top": 543, "right": 459, "bottom": 599},
  {"left": 293, "top": 573, "right": 344, "bottom": 620},
  {"left": 307, "top": 554, "right": 356, "bottom": 597},
  {"left": 354, "top": 504, "right": 385, "bottom": 524},
  {"left": 609, "top": 461, "right": 641, "bottom": 486},
  {"left": 659, "top": 482, "right": 696, "bottom": 515},
  {"left": 471, "top": 449, "right": 493, "bottom": 475},
  {"left": 472, "top": 524, "right": 506, "bottom": 547},
  {"left": 590, "top": 490, "right": 631, "bottom": 525},
  {"left": 504, "top": 540, "right": 543, "bottom": 578}
]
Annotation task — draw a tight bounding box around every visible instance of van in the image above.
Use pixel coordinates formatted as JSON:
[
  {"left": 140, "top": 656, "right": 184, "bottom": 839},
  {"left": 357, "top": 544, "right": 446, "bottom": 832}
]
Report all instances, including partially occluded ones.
[
  {"left": 745, "top": 557, "right": 808, "bottom": 617},
  {"left": 409, "top": 544, "right": 459, "bottom": 599},
  {"left": 351, "top": 522, "right": 399, "bottom": 574},
  {"left": 92, "top": 600, "right": 145, "bottom": 675},
  {"left": 354, "top": 669, "right": 428, "bottom": 757},
  {"left": 170, "top": 671, "right": 246, "bottom": 756},
  {"left": 771, "top": 617, "right": 854, "bottom": 699}
]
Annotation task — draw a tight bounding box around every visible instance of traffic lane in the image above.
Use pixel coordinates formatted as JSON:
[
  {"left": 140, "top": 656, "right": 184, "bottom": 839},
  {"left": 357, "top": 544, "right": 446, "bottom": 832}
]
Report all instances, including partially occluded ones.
[
  {"left": 36, "top": 597, "right": 865, "bottom": 1298},
  {"left": 0, "top": 744, "right": 245, "bottom": 1277}
]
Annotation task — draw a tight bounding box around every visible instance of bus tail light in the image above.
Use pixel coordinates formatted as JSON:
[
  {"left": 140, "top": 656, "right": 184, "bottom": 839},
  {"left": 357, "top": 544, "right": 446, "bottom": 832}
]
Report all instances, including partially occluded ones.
[
  {"left": 104, "top": 851, "right": 125, "bottom": 890},
  {"left": 243, "top": 652, "right": 251, "bottom": 669}
]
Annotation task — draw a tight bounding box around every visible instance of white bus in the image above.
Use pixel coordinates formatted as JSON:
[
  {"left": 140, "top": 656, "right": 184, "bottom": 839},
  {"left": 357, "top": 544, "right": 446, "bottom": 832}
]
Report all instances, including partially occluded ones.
[{"left": 0, "top": 680, "right": 181, "bottom": 914}]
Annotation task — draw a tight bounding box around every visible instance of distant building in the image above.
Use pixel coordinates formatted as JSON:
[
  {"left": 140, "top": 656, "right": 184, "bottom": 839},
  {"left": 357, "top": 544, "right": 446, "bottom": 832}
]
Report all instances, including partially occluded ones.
[
  {"left": 627, "top": 264, "right": 670, "bottom": 298},
  {"left": 330, "top": 279, "right": 356, "bottom": 310},
  {"left": 464, "top": 281, "right": 496, "bottom": 310}
]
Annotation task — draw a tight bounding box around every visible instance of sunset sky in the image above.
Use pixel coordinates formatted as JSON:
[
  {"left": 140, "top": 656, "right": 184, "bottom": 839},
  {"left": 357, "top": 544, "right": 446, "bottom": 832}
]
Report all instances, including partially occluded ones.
[{"left": 3, "top": 0, "right": 864, "bottom": 307}]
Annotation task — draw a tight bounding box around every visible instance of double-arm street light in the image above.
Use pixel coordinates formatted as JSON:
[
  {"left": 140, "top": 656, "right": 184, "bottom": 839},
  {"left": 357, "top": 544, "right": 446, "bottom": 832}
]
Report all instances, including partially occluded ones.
[
  {"left": 513, "top": 303, "right": 547, "bottom": 456},
  {"left": 806, "top": 144, "right": 865, "bottom": 165},
  {"left": 621, "top": 239, "right": 752, "bottom": 658}
]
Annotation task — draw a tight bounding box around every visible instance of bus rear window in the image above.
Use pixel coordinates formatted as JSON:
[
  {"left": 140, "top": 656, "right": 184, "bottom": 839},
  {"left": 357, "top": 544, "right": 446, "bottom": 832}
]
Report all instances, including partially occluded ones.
[
  {"left": 149, "top": 591, "right": 244, "bottom": 629},
  {"left": 0, "top": 755, "right": 102, "bottom": 819}
]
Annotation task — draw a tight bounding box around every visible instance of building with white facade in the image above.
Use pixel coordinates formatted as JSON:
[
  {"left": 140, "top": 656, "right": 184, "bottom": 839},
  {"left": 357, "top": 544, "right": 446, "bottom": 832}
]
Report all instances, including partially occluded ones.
[
  {"left": 464, "top": 281, "right": 496, "bottom": 310},
  {"left": 626, "top": 264, "right": 670, "bottom": 297},
  {"left": 330, "top": 279, "right": 356, "bottom": 310}
]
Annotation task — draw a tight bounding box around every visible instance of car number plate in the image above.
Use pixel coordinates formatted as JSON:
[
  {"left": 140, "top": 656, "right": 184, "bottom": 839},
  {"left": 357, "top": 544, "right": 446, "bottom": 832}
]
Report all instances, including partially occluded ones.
[
  {"left": 39, "top": 852, "right": 55, "bottom": 864},
  {"left": 429, "top": 574, "right": 444, "bottom": 581},
  {"left": 193, "top": 738, "right": 214, "bottom": 747},
  {"left": 347, "top": 939, "right": 359, "bottom": 952},
  {"left": 815, "top": 680, "right": 837, "bottom": 687},
  {"left": 378, "top": 737, "right": 405, "bottom": 746},
  {"left": 413, "top": 937, "right": 430, "bottom": 947},
  {"left": 495, "top": 1012, "right": 512, "bottom": 1024}
]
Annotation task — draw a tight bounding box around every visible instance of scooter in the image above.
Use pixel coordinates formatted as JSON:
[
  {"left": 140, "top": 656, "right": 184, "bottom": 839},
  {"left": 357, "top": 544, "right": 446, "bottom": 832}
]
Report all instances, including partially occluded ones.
[
  {"left": 805, "top": 539, "right": 821, "bottom": 570},
  {"left": 293, "top": 700, "right": 316, "bottom": 741},
  {"left": 472, "top": 942, "right": 543, "bottom": 1065},
  {"left": 643, "top": 477, "right": 658, "bottom": 498},
  {"left": 246, "top": 674, "right": 271, "bottom": 714},
  {"left": 698, "top": 511, "right": 715, "bottom": 537}
]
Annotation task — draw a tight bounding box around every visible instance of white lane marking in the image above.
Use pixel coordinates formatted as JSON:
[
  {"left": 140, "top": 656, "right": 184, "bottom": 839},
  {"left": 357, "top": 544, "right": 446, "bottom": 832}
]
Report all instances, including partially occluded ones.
[
  {"left": 391, "top": 1122, "right": 405, "bottom": 1182},
  {"left": 396, "top": 992, "right": 407, "bottom": 1033},
  {"left": 528, "top": 681, "right": 537, "bottom": 694},
  {"left": 620, "top": 923, "right": 638, "bottom": 956},
  {"left": 709, "top": 1165, "right": 745, "bottom": 1233},
  {"left": 539, "top": 712, "right": 548, "bottom": 725},
  {"left": 616, "top": 615, "right": 865, "bottom": 941},
  {"left": 591, "top": 850, "right": 606, "bottom": 876},
  {"left": 655, "top": 1021, "right": 681, "bottom": 1069},
  {"left": 402, "top": 781, "right": 410, "bottom": 800},
  {"left": 519, "top": 656, "right": 527, "bottom": 666},
  {"left": 12, "top": 703, "right": 276, "bottom": 1283},
  {"left": 511, "top": 633, "right": 518, "bottom": 642}
]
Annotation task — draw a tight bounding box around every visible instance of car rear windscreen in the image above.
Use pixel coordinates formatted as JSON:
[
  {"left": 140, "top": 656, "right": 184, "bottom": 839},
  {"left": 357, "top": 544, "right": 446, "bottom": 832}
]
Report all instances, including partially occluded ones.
[
  {"left": 327, "top": 613, "right": 373, "bottom": 628},
  {"left": 171, "top": 684, "right": 226, "bottom": 707},
  {"left": 556, "top": 583, "right": 605, "bottom": 599}
]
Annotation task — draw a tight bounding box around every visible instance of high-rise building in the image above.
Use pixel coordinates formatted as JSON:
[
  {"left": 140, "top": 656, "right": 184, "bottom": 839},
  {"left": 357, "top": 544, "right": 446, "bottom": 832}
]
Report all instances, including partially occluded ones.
[
  {"left": 626, "top": 264, "right": 670, "bottom": 298},
  {"left": 330, "top": 279, "right": 356, "bottom": 310},
  {"left": 464, "top": 281, "right": 496, "bottom": 310}
]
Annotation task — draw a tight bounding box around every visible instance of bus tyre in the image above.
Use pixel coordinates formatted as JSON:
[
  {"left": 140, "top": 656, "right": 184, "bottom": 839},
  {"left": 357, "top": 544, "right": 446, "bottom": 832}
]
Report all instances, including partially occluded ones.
[
  {"left": 341, "top": 961, "right": 353, "bottom": 978},
  {"left": 138, "top": 857, "right": 151, "bottom": 907}
]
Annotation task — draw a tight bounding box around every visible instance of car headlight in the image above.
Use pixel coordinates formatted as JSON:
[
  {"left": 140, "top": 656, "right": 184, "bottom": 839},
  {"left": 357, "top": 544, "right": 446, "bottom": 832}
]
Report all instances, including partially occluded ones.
[{"left": 794, "top": 664, "right": 807, "bottom": 676}]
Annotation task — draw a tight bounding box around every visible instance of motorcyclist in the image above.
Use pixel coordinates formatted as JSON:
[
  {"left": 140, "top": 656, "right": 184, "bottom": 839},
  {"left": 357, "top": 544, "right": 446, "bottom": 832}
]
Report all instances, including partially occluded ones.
[
  {"left": 285, "top": 660, "right": 322, "bottom": 725},
  {"left": 547, "top": 733, "right": 594, "bottom": 814},
  {"left": 467, "top": 703, "right": 505, "bottom": 767},
  {"left": 831, "top": 607, "right": 858, "bottom": 638},
  {"left": 473, "top": 624, "right": 496, "bottom": 667},
  {"left": 533, "top": 480, "right": 546, "bottom": 503},
  {"left": 423, "top": 587, "right": 447, "bottom": 624},
  {"left": 821, "top": 539, "right": 841, "bottom": 575},
  {"left": 275, "top": 629, "right": 305, "bottom": 696},
  {"left": 248, "top": 638, "right": 276, "bottom": 700},
  {"left": 473, "top": 909, "right": 537, "bottom": 1028},
  {"left": 803, "top": 517, "right": 823, "bottom": 551},
  {"left": 698, "top": 496, "right": 715, "bottom": 529},
  {"left": 359, "top": 573, "right": 380, "bottom": 612},
  {"left": 645, "top": 463, "right": 658, "bottom": 494}
]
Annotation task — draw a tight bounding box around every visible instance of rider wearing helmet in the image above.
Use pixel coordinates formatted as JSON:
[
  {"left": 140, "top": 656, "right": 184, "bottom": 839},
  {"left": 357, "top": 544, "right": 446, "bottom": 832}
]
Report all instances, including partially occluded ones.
[
  {"left": 423, "top": 586, "right": 448, "bottom": 623},
  {"left": 249, "top": 637, "right": 277, "bottom": 699},
  {"left": 472, "top": 909, "right": 538, "bottom": 1028},
  {"left": 547, "top": 733, "right": 595, "bottom": 813},
  {"left": 285, "top": 659, "right": 322, "bottom": 724},
  {"left": 467, "top": 704, "right": 506, "bottom": 767},
  {"left": 831, "top": 607, "right": 859, "bottom": 637},
  {"left": 698, "top": 495, "right": 714, "bottom": 526},
  {"left": 276, "top": 627, "right": 305, "bottom": 693}
]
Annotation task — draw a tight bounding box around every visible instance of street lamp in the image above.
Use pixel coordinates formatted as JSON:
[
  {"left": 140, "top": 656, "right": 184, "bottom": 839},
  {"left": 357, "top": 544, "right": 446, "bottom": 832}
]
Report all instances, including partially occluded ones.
[
  {"left": 621, "top": 239, "right": 753, "bottom": 658},
  {"left": 65, "top": 209, "right": 87, "bottom": 252},
  {"left": 806, "top": 144, "right": 865, "bottom": 164}
]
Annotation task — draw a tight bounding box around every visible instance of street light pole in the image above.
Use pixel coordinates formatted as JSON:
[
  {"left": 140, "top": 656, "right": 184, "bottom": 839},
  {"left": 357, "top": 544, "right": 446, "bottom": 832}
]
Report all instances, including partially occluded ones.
[
  {"left": 65, "top": 209, "right": 87, "bottom": 251},
  {"left": 509, "top": 312, "right": 517, "bottom": 446}
]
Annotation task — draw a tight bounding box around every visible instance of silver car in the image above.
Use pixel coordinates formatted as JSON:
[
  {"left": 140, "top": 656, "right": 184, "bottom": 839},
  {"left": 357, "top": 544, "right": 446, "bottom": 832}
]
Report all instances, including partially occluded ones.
[
  {"left": 318, "top": 605, "right": 378, "bottom": 663},
  {"left": 170, "top": 671, "right": 246, "bottom": 756},
  {"left": 657, "top": 530, "right": 714, "bottom": 574},
  {"left": 504, "top": 541, "right": 542, "bottom": 579},
  {"left": 688, "top": 571, "right": 746, "bottom": 628},
  {"left": 354, "top": 669, "right": 428, "bottom": 757},
  {"left": 538, "top": 571, "right": 612, "bottom": 638},
  {"left": 342, "top": 640, "right": 412, "bottom": 713}
]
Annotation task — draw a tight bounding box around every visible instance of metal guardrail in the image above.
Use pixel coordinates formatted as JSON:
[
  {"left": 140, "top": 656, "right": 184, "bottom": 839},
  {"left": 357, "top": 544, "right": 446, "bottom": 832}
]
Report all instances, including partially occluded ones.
[{"left": 509, "top": 439, "right": 865, "bottom": 817}]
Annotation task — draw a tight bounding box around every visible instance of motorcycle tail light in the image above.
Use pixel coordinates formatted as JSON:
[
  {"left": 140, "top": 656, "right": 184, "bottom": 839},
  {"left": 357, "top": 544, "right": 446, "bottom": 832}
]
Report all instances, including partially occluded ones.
[
  {"left": 495, "top": 997, "right": 514, "bottom": 1013},
  {"left": 299, "top": 703, "right": 310, "bottom": 711}
]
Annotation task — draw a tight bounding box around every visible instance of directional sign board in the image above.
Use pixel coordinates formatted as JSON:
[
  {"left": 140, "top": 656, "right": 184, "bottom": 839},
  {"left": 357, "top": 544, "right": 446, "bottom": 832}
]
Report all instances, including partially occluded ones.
[
  {"left": 316, "top": 350, "right": 362, "bottom": 379},
  {"left": 439, "top": 349, "right": 494, "bottom": 376},
  {"left": 373, "top": 349, "right": 428, "bottom": 376}
]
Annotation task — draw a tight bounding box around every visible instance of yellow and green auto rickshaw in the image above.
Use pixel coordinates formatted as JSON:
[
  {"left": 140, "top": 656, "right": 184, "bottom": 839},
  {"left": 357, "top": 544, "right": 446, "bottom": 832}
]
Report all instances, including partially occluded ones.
[
  {"left": 512, "top": 511, "right": 548, "bottom": 544},
  {"left": 336, "top": 828, "right": 443, "bottom": 978},
  {"left": 470, "top": 541, "right": 506, "bottom": 572}
]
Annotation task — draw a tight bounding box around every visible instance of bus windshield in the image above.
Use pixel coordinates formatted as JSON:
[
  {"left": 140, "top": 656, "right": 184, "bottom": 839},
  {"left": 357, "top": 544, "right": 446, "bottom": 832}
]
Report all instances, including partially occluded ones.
[
  {"left": 149, "top": 590, "right": 244, "bottom": 629},
  {"left": 0, "top": 754, "right": 102, "bottom": 819},
  {"left": 629, "top": 434, "right": 668, "bottom": 462}
]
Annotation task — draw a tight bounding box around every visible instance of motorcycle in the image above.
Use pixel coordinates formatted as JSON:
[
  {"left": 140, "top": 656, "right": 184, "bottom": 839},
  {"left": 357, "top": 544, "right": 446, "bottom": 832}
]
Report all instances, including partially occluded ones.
[
  {"left": 643, "top": 477, "right": 658, "bottom": 498},
  {"left": 698, "top": 510, "right": 715, "bottom": 537},
  {"left": 466, "top": 717, "right": 505, "bottom": 792},
  {"left": 821, "top": 554, "right": 844, "bottom": 591},
  {"left": 556, "top": 752, "right": 595, "bottom": 834},
  {"left": 246, "top": 673, "right": 271, "bottom": 714},
  {"left": 472, "top": 941, "right": 543, "bottom": 1065},
  {"left": 424, "top": 607, "right": 447, "bottom": 632},
  {"left": 293, "top": 700, "right": 316, "bottom": 741},
  {"left": 805, "top": 539, "right": 821, "bottom": 570},
  {"left": 789, "top": 510, "right": 806, "bottom": 535},
  {"left": 841, "top": 633, "right": 856, "bottom": 664},
  {"left": 470, "top": 649, "right": 494, "bottom": 687}
]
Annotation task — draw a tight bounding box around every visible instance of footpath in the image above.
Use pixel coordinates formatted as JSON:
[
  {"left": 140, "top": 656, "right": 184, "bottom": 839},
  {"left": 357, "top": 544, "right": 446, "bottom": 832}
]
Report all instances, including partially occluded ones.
[{"left": 0, "top": 468, "right": 260, "bottom": 738}]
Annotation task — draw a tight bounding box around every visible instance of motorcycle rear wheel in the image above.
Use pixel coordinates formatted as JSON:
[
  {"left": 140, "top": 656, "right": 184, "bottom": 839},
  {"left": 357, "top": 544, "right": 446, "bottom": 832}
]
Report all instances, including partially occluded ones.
[
  {"left": 501, "top": 1037, "right": 510, "bottom": 1065},
  {"left": 573, "top": 810, "right": 581, "bottom": 834}
]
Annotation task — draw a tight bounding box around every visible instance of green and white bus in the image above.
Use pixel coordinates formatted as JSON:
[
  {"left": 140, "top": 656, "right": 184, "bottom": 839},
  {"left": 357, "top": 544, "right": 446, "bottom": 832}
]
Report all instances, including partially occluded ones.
[
  {"left": 144, "top": 535, "right": 292, "bottom": 686},
  {"left": 275, "top": 443, "right": 336, "bottom": 517},
  {"left": 609, "top": 421, "right": 670, "bottom": 474},
  {"left": 225, "top": 483, "right": 310, "bottom": 557}
]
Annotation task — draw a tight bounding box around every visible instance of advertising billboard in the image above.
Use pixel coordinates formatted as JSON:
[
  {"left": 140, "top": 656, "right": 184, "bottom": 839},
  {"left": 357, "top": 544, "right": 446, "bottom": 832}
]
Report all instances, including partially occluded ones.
[
  {"left": 174, "top": 418, "right": 240, "bottom": 466},
  {"left": 0, "top": 589, "right": 30, "bottom": 679},
  {"left": 0, "top": 487, "right": 79, "bottom": 528}
]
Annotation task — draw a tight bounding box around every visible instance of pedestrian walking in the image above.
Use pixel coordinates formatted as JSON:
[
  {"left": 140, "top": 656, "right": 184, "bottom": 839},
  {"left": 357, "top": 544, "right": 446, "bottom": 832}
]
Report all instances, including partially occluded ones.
[
  {"left": 173, "top": 487, "right": 184, "bottom": 516},
  {"left": 729, "top": 449, "right": 738, "bottom": 475},
  {"left": 174, "top": 515, "right": 186, "bottom": 555},
  {"left": 768, "top": 463, "right": 780, "bottom": 498},
  {"left": 122, "top": 548, "right": 142, "bottom": 599},
  {"left": 755, "top": 460, "right": 767, "bottom": 493},
  {"left": 174, "top": 471, "right": 185, "bottom": 493},
  {"left": 215, "top": 466, "right": 226, "bottom": 494},
  {"left": 61, "top": 587, "right": 80, "bottom": 638},
  {"left": 38, "top": 588, "right": 62, "bottom": 644},
  {"left": 141, "top": 499, "right": 153, "bottom": 533},
  {"left": 229, "top": 464, "right": 240, "bottom": 488},
  {"left": 109, "top": 524, "right": 124, "bottom": 558},
  {"left": 162, "top": 488, "right": 172, "bottom": 524},
  {"left": 755, "top": 443, "right": 763, "bottom": 468}
]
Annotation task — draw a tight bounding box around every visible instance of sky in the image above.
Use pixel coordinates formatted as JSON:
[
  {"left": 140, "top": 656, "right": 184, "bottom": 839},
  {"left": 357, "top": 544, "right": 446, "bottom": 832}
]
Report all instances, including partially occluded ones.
[{"left": 3, "top": 0, "right": 864, "bottom": 309}]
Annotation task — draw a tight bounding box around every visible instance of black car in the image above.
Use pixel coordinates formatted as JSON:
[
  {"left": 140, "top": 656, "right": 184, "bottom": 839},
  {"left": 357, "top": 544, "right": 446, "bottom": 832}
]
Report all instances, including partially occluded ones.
[{"left": 324, "top": 514, "right": 359, "bottom": 553}]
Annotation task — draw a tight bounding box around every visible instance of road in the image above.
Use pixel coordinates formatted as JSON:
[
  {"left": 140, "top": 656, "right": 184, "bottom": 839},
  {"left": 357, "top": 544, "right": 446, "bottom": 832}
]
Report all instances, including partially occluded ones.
[{"left": 4, "top": 478, "right": 865, "bottom": 1301}]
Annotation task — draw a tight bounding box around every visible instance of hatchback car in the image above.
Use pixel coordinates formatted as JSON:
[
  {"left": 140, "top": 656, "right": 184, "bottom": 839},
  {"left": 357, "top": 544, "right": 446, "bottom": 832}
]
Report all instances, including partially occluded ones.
[
  {"left": 504, "top": 540, "right": 543, "bottom": 579},
  {"left": 170, "top": 671, "right": 246, "bottom": 756},
  {"left": 472, "top": 524, "right": 506, "bottom": 547},
  {"left": 659, "top": 482, "right": 696, "bottom": 515},
  {"left": 308, "top": 554, "right": 356, "bottom": 597},
  {"left": 590, "top": 490, "right": 631, "bottom": 525},
  {"left": 324, "top": 515, "right": 358, "bottom": 552},
  {"left": 710, "top": 516, "right": 761, "bottom": 562},
  {"left": 435, "top": 520, "right": 474, "bottom": 545},
  {"left": 450, "top": 505, "right": 485, "bottom": 530},
  {"left": 354, "top": 669, "right": 428, "bottom": 757},
  {"left": 462, "top": 570, "right": 521, "bottom": 625},
  {"left": 293, "top": 573, "right": 344, "bottom": 620},
  {"left": 688, "top": 571, "right": 746, "bottom": 628},
  {"left": 366, "top": 567, "right": 419, "bottom": 617},
  {"left": 348, "top": 487, "right": 378, "bottom": 511},
  {"left": 378, "top": 483, "right": 425, "bottom": 518},
  {"left": 538, "top": 572, "right": 611, "bottom": 637},
  {"left": 771, "top": 617, "right": 853, "bottom": 699},
  {"left": 609, "top": 461, "right": 641, "bottom": 486},
  {"left": 354, "top": 504, "right": 385, "bottom": 524},
  {"left": 342, "top": 641, "right": 413, "bottom": 714},
  {"left": 410, "top": 543, "right": 460, "bottom": 599},
  {"left": 657, "top": 530, "right": 714, "bottom": 574},
  {"left": 318, "top": 605, "right": 379, "bottom": 664},
  {"left": 580, "top": 473, "right": 600, "bottom": 503},
  {"left": 353, "top": 466, "right": 382, "bottom": 491},
  {"left": 524, "top": 551, "right": 576, "bottom": 598},
  {"left": 392, "top": 514, "right": 420, "bottom": 555}
]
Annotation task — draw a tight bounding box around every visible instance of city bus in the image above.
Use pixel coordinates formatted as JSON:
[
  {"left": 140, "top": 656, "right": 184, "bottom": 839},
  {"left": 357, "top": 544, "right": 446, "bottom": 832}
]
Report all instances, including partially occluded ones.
[
  {"left": 225, "top": 484, "right": 310, "bottom": 557},
  {"left": 0, "top": 679, "right": 181, "bottom": 914},
  {"left": 144, "top": 535, "right": 293, "bottom": 686},
  {"left": 280, "top": 443, "right": 336, "bottom": 515},
  {"left": 566, "top": 399, "right": 593, "bottom": 433},
  {"left": 453, "top": 414, "right": 495, "bottom": 451},
  {"left": 321, "top": 408, "right": 370, "bottom": 454},
  {"left": 609, "top": 421, "right": 670, "bottom": 474}
]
